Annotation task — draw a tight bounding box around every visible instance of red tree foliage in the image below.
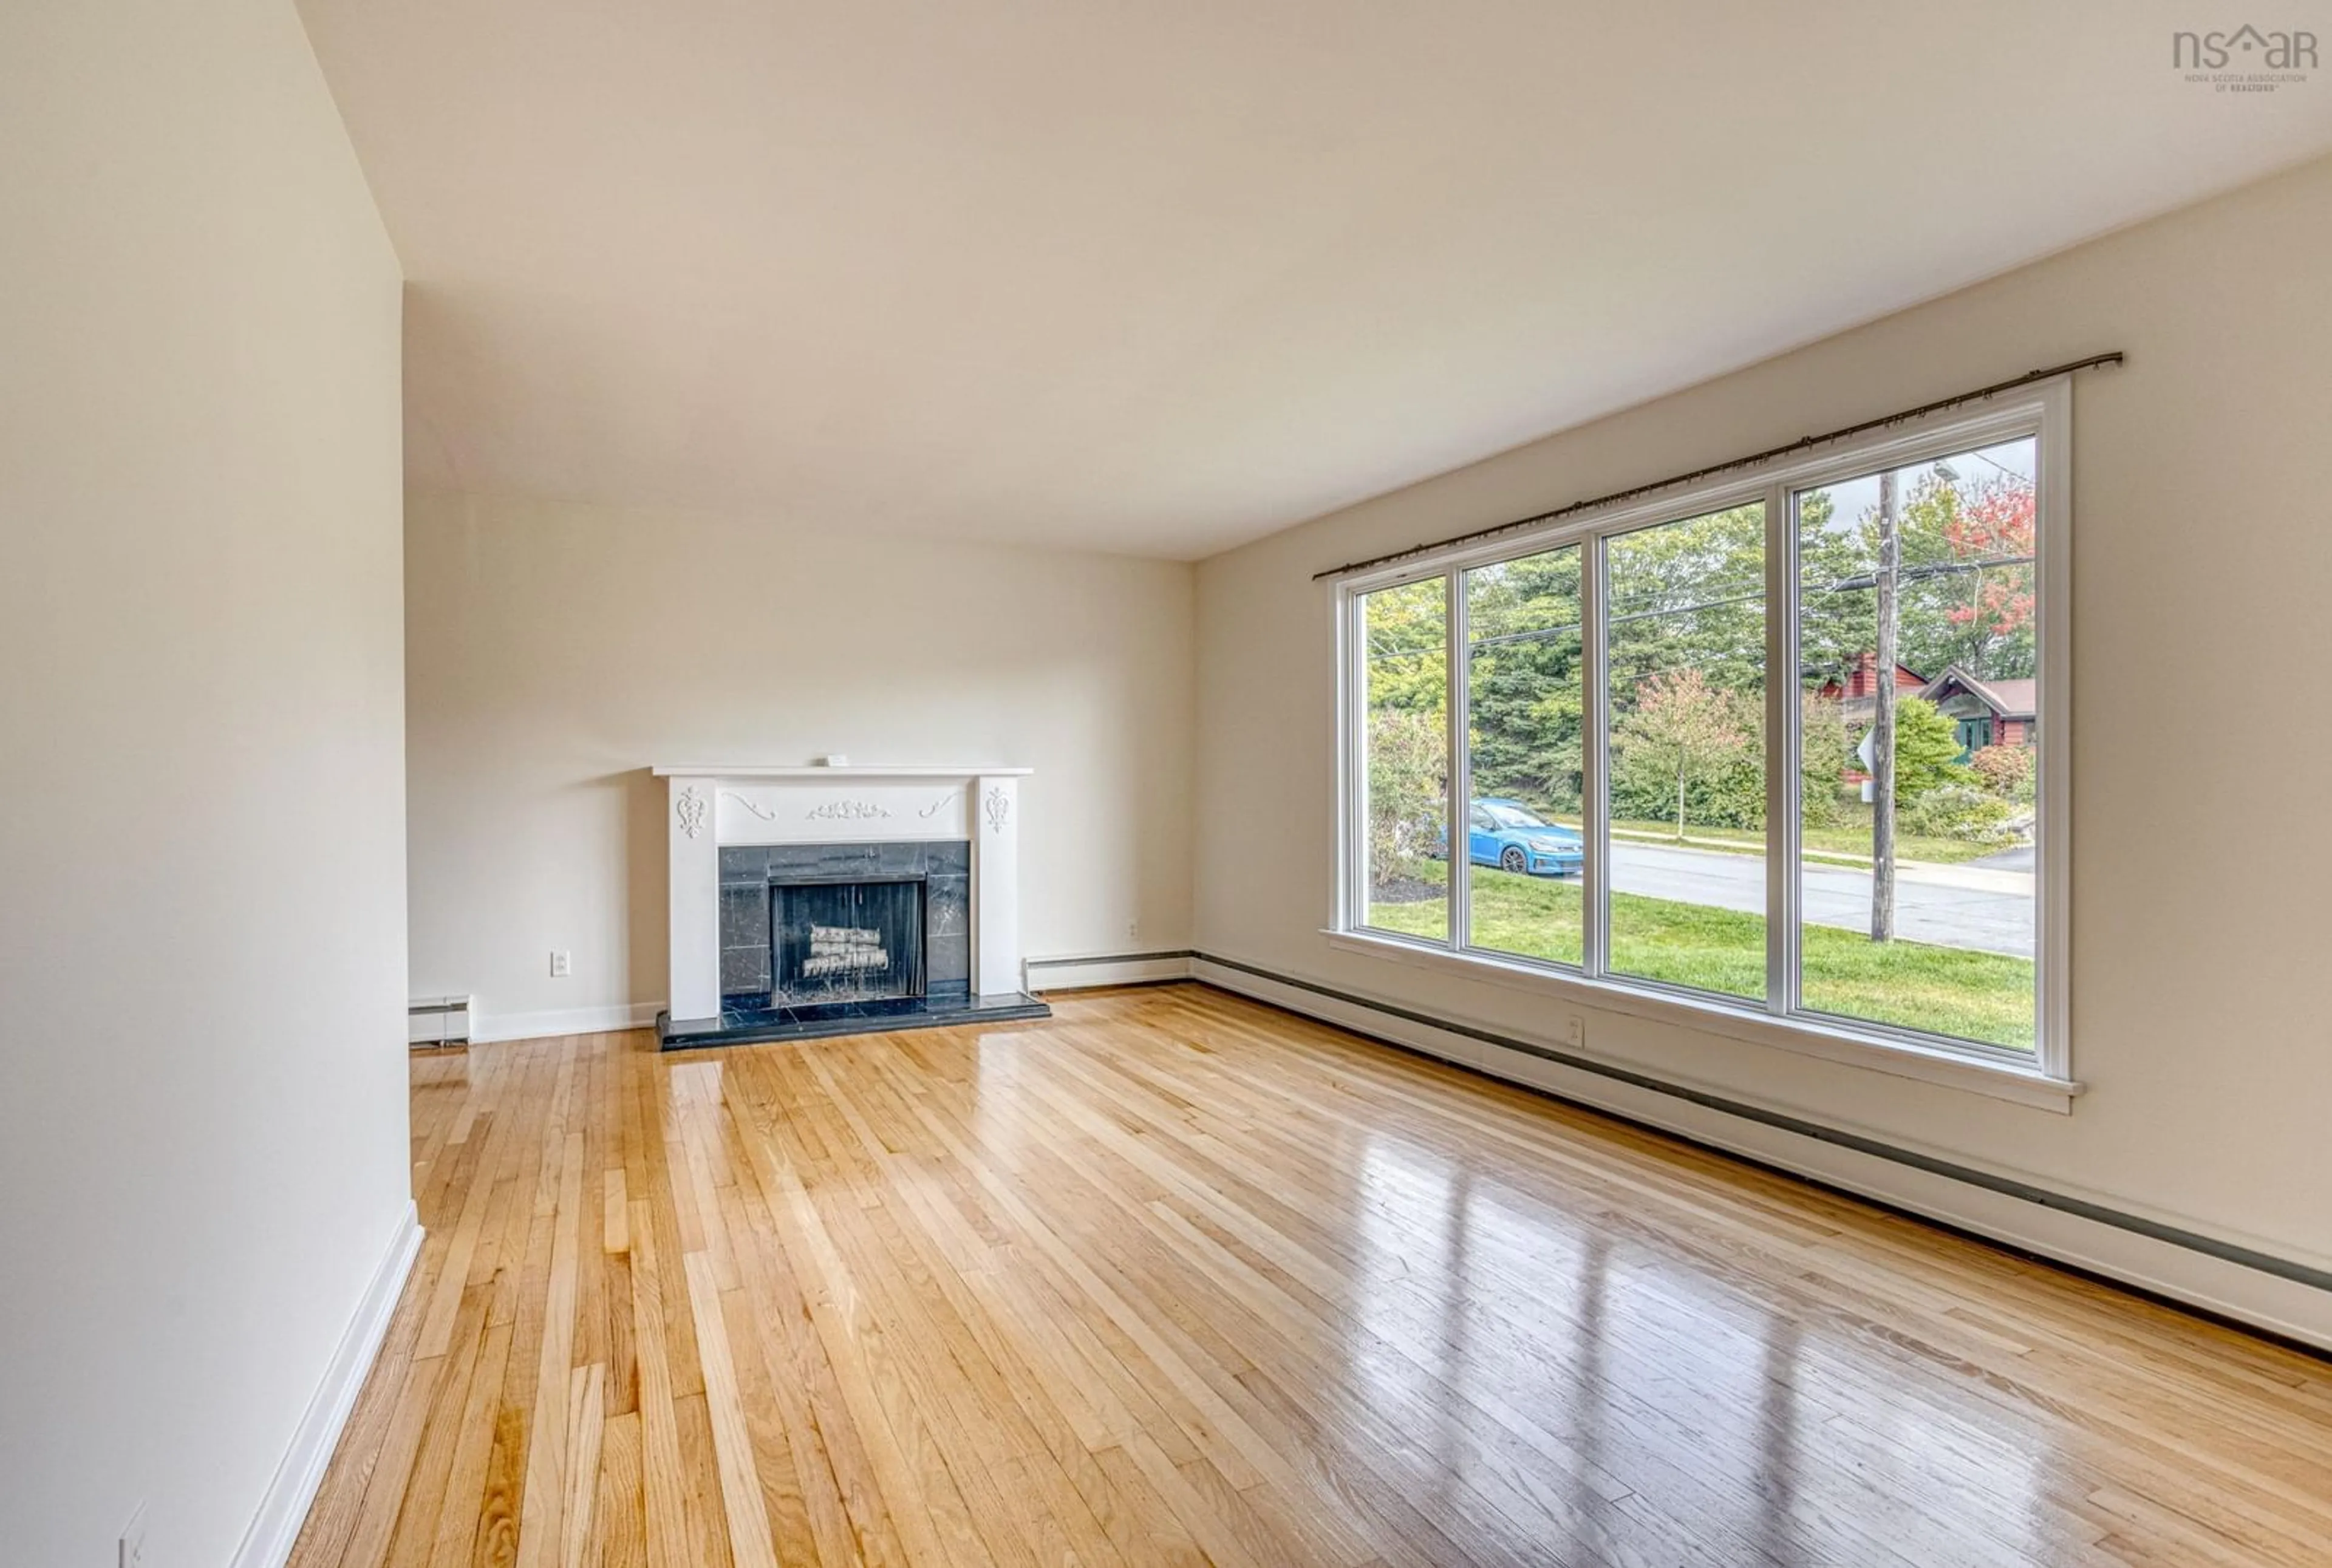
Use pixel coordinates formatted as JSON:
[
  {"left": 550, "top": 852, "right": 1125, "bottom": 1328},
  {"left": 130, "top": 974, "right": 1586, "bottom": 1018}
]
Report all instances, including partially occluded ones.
[{"left": 1943, "top": 480, "right": 2037, "bottom": 639}]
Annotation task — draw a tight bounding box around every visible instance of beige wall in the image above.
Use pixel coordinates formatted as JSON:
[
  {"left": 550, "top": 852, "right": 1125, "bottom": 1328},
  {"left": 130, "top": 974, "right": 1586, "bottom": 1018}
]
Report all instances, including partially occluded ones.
[
  {"left": 406, "top": 492, "right": 1195, "bottom": 1032},
  {"left": 1195, "top": 154, "right": 2332, "bottom": 1271},
  {"left": 0, "top": 2, "right": 409, "bottom": 1564}
]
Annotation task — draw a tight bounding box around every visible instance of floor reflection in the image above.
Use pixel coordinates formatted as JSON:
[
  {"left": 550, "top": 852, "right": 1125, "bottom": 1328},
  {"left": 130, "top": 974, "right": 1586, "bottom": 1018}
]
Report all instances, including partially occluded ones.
[
  {"left": 1335, "top": 1125, "right": 2062, "bottom": 1565},
  {"left": 1752, "top": 1315, "right": 1801, "bottom": 1567}
]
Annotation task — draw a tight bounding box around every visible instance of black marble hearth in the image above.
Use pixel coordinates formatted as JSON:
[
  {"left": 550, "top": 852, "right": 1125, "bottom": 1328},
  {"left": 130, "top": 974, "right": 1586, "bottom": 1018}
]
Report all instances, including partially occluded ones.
[
  {"left": 658, "top": 836, "right": 1049, "bottom": 1049},
  {"left": 656, "top": 987, "right": 1052, "bottom": 1051}
]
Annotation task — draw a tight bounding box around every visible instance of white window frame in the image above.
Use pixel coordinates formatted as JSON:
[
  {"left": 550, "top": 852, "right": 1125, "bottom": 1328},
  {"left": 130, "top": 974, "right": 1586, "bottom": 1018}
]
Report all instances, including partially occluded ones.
[{"left": 1331, "top": 380, "right": 2075, "bottom": 1110}]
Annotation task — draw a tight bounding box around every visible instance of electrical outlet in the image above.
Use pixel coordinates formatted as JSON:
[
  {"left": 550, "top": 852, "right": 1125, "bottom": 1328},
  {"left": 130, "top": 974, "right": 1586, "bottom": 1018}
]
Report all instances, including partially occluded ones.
[
  {"left": 120, "top": 1502, "right": 147, "bottom": 1568},
  {"left": 550, "top": 950, "right": 571, "bottom": 978},
  {"left": 1563, "top": 1015, "right": 1585, "bottom": 1049}
]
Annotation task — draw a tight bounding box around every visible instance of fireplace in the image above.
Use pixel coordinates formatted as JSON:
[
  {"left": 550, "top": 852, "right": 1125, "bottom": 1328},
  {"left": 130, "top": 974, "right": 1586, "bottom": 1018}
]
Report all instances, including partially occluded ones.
[
  {"left": 718, "top": 839, "right": 970, "bottom": 1012},
  {"left": 658, "top": 763, "right": 1048, "bottom": 1049}
]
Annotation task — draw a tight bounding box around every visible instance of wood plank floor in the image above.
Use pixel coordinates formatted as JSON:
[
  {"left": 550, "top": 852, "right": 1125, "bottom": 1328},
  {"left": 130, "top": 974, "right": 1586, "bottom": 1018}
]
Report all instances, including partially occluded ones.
[{"left": 292, "top": 984, "right": 2332, "bottom": 1567}]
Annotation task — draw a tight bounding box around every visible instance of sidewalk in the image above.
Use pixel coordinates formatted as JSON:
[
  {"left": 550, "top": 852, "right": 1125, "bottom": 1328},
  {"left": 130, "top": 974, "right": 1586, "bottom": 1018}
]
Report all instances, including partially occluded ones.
[{"left": 1606, "top": 827, "right": 2034, "bottom": 894}]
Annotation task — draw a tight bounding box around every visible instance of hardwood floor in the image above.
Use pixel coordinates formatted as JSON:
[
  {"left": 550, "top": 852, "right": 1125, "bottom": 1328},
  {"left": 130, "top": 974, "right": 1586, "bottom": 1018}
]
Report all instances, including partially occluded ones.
[{"left": 292, "top": 984, "right": 2332, "bottom": 1567}]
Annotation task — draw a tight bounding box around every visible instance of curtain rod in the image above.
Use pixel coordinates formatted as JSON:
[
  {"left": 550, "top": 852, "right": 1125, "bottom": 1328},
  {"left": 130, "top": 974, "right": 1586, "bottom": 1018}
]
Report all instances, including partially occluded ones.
[{"left": 1311, "top": 352, "right": 2123, "bottom": 581}]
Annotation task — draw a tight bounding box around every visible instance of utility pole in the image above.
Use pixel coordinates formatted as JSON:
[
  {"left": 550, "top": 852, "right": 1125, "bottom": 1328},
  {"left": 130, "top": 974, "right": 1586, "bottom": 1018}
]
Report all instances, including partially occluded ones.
[{"left": 1871, "top": 469, "right": 1898, "bottom": 943}]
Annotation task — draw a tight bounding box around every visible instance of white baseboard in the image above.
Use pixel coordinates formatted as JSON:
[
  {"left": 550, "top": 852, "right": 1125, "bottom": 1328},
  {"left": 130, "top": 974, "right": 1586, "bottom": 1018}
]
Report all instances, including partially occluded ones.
[
  {"left": 228, "top": 1201, "right": 424, "bottom": 1568},
  {"left": 471, "top": 1000, "right": 666, "bottom": 1044},
  {"left": 1192, "top": 956, "right": 2332, "bottom": 1353},
  {"left": 1025, "top": 950, "right": 1197, "bottom": 992}
]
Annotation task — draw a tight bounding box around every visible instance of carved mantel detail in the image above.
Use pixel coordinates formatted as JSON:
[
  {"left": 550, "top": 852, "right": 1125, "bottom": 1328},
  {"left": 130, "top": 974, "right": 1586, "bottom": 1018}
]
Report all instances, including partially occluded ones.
[
  {"left": 721, "top": 790, "right": 777, "bottom": 821},
  {"left": 675, "top": 785, "right": 709, "bottom": 839},
  {"left": 983, "top": 786, "right": 1012, "bottom": 834},
  {"left": 806, "top": 799, "right": 892, "bottom": 822}
]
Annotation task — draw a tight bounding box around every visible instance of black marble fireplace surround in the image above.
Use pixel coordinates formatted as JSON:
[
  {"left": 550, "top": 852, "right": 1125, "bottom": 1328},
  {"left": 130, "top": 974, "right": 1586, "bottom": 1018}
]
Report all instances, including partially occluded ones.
[
  {"left": 721, "top": 839, "right": 967, "bottom": 1007},
  {"left": 657, "top": 838, "right": 1049, "bottom": 1050}
]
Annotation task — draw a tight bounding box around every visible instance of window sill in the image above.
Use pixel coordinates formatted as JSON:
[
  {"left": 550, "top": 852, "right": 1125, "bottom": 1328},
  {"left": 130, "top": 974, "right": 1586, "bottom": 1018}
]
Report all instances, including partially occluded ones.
[{"left": 1320, "top": 927, "right": 2081, "bottom": 1113}]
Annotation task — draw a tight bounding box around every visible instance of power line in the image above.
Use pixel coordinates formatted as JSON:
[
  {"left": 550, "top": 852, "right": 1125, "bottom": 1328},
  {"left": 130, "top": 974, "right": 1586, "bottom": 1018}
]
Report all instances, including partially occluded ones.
[{"left": 1811, "top": 554, "right": 2033, "bottom": 594}]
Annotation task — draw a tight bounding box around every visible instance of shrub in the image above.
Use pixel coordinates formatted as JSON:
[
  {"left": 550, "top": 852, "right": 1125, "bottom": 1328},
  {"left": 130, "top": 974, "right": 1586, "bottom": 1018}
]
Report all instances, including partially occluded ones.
[
  {"left": 1366, "top": 707, "right": 1445, "bottom": 885},
  {"left": 1900, "top": 783, "right": 2020, "bottom": 845},
  {"left": 1969, "top": 741, "right": 2035, "bottom": 802},
  {"left": 1801, "top": 695, "right": 1853, "bottom": 827},
  {"left": 1891, "top": 696, "right": 1974, "bottom": 803},
  {"left": 1700, "top": 751, "right": 1767, "bottom": 831}
]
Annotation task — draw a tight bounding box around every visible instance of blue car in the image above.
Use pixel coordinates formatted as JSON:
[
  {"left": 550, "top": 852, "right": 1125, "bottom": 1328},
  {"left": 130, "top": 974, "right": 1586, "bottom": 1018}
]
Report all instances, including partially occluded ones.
[{"left": 1467, "top": 798, "right": 1583, "bottom": 876}]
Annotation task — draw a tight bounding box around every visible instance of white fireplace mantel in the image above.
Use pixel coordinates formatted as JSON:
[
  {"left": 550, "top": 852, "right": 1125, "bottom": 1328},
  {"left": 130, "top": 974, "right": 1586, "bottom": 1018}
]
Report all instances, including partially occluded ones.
[
  {"left": 651, "top": 765, "right": 1033, "bottom": 780},
  {"left": 656, "top": 763, "right": 1029, "bottom": 1021}
]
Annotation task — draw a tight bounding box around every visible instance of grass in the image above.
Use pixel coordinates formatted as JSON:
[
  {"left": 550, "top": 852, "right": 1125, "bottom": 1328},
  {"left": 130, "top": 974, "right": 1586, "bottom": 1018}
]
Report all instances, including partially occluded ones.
[
  {"left": 1612, "top": 813, "right": 2003, "bottom": 867},
  {"left": 1514, "top": 803, "right": 2006, "bottom": 866},
  {"left": 1596, "top": 814, "right": 2004, "bottom": 867},
  {"left": 1368, "top": 861, "right": 2034, "bottom": 1051}
]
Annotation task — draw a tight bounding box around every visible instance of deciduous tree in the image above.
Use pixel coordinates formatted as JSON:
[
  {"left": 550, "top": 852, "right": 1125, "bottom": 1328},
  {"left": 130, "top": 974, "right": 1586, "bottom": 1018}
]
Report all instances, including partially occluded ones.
[{"left": 1613, "top": 667, "right": 1751, "bottom": 840}]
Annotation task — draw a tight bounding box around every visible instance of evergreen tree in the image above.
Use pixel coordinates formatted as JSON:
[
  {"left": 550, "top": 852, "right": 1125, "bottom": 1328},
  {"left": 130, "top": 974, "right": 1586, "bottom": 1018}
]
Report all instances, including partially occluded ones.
[
  {"left": 1604, "top": 503, "right": 1767, "bottom": 704},
  {"left": 1891, "top": 695, "right": 1973, "bottom": 803},
  {"left": 1464, "top": 548, "right": 1583, "bottom": 811}
]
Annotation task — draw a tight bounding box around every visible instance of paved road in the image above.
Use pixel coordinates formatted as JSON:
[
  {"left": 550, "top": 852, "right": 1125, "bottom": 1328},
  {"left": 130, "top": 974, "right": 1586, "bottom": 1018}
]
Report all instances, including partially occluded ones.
[{"left": 1608, "top": 840, "right": 2034, "bottom": 958}]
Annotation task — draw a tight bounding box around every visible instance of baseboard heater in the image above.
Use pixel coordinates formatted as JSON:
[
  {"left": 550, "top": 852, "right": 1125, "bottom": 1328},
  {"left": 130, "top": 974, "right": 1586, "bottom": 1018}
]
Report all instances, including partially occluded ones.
[{"left": 407, "top": 994, "right": 473, "bottom": 1047}]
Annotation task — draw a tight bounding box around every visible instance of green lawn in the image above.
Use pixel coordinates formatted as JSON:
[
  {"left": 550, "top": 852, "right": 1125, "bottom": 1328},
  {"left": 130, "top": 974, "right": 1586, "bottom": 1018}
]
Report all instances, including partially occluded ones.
[
  {"left": 1597, "top": 813, "right": 2001, "bottom": 866},
  {"left": 1368, "top": 862, "right": 2033, "bottom": 1051},
  {"left": 1515, "top": 806, "right": 2001, "bottom": 866},
  {"left": 1614, "top": 813, "right": 2000, "bottom": 867}
]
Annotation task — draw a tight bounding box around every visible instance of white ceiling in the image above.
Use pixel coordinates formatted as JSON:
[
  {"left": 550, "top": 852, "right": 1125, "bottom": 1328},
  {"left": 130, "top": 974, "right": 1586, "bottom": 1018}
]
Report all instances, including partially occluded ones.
[{"left": 299, "top": 1, "right": 2332, "bottom": 559}]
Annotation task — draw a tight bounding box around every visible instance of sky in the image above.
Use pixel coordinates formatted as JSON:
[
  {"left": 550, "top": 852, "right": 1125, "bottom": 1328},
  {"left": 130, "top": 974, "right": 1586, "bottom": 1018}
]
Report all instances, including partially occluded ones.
[{"left": 1804, "top": 435, "right": 2039, "bottom": 545}]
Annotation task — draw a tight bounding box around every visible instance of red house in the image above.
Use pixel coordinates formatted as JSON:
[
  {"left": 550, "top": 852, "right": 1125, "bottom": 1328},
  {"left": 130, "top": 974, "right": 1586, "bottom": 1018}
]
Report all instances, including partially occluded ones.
[
  {"left": 1816, "top": 650, "right": 2037, "bottom": 765},
  {"left": 1815, "top": 649, "right": 1927, "bottom": 728},
  {"left": 1918, "top": 665, "right": 2037, "bottom": 752}
]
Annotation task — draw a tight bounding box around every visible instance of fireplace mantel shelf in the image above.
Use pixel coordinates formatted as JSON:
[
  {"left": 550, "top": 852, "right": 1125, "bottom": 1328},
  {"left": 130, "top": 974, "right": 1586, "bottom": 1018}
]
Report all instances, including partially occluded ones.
[{"left": 652, "top": 764, "right": 1032, "bottom": 779}]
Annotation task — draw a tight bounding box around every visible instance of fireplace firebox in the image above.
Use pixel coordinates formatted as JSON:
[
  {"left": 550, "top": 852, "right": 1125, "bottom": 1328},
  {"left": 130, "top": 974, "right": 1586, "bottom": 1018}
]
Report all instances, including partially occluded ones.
[
  {"left": 771, "top": 876, "right": 924, "bottom": 1006},
  {"left": 717, "top": 839, "right": 972, "bottom": 1012}
]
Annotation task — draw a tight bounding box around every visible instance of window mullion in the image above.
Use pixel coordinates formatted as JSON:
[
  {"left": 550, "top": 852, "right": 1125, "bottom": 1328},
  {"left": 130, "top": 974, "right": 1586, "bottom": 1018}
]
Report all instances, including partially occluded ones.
[
  {"left": 1765, "top": 482, "right": 1798, "bottom": 1015},
  {"left": 1581, "top": 537, "right": 1611, "bottom": 979},
  {"left": 1338, "top": 588, "right": 1360, "bottom": 932},
  {"left": 2037, "top": 385, "right": 2072, "bottom": 1079},
  {"left": 1444, "top": 573, "right": 1468, "bottom": 951}
]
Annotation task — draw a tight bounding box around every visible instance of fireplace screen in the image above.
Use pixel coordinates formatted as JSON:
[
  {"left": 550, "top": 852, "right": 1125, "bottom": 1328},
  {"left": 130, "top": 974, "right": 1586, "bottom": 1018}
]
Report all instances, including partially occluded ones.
[{"left": 771, "top": 878, "right": 925, "bottom": 1005}]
